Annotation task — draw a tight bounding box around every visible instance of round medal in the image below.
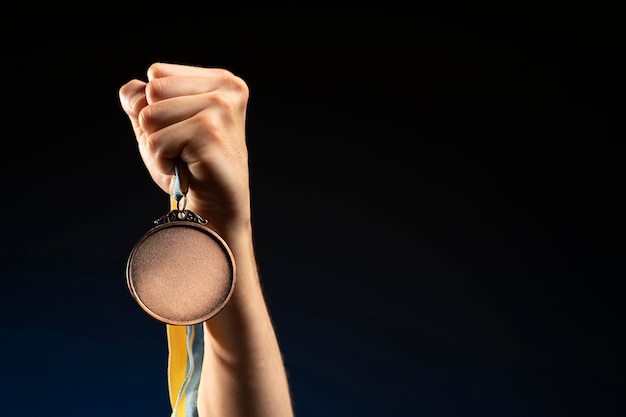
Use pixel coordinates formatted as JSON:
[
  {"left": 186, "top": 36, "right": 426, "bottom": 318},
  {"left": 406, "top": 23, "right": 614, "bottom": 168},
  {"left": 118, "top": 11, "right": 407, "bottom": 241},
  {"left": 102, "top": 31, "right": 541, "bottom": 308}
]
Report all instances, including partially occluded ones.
[{"left": 126, "top": 209, "right": 236, "bottom": 325}]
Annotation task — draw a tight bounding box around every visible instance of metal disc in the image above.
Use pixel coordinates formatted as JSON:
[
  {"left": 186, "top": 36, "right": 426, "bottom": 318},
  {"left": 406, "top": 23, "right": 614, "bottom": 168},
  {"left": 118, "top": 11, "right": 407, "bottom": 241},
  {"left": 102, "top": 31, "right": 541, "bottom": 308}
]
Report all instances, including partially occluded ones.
[{"left": 126, "top": 221, "right": 235, "bottom": 325}]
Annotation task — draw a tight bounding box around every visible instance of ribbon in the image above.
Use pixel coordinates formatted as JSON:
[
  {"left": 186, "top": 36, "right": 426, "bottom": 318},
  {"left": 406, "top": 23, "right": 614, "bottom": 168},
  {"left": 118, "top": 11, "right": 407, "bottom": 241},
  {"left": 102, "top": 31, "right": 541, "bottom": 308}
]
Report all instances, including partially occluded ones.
[{"left": 167, "top": 161, "right": 203, "bottom": 417}]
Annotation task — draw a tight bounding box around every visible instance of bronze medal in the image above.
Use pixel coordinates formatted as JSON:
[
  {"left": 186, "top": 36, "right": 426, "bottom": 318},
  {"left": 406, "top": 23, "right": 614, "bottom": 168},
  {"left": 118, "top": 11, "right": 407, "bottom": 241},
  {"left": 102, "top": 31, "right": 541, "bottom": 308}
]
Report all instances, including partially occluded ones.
[
  {"left": 126, "top": 209, "right": 236, "bottom": 325},
  {"left": 126, "top": 163, "right": 236, "bottom": 325}
]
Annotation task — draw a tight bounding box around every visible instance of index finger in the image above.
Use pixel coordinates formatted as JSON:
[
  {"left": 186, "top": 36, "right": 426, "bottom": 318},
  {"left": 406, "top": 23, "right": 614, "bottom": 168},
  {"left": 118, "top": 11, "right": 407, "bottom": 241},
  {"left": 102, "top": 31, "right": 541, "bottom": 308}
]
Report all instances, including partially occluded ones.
[
  {"left": 119, "top": 79, "right": 148, "bottom": 118},
  {"left": 147, "top": 62, "right": 238, "bottom": 81}
]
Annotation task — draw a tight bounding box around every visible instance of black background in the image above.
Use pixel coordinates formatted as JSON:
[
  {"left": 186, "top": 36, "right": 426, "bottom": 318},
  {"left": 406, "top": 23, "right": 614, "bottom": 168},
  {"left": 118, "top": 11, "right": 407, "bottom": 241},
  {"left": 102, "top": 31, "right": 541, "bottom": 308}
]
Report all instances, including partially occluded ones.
[{"left": 1, "top": 5, "right": 622, "bottom": 417}]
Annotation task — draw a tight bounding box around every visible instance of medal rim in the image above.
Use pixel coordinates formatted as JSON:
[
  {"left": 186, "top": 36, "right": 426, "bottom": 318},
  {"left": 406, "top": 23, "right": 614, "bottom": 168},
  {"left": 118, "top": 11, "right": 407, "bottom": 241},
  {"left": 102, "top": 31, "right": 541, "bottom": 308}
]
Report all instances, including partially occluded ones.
[{"left": 126, "top": 220, "right": 236, "bottom": 326}]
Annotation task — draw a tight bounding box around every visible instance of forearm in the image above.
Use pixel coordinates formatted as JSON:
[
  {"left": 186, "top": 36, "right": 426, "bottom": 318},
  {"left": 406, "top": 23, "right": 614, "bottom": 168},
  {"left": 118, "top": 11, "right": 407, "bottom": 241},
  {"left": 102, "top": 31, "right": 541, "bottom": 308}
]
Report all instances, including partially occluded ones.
[{"left": 197, "top": 221, "right": 294, "bottom": 417}]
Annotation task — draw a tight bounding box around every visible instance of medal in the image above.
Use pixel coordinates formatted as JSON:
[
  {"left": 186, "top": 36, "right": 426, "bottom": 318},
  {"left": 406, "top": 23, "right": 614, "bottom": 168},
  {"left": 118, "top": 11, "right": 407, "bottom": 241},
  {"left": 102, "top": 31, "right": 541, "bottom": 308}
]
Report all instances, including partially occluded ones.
[{"left": 126, "top": 162, "right": 236, "bottom": 325}]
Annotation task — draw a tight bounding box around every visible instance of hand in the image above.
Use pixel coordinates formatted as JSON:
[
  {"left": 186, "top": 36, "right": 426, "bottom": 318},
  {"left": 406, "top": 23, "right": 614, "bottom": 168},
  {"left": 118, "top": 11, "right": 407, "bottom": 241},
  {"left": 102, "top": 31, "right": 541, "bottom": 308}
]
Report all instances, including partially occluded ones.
[{"left": 119, "top": 62, "right": 251, "bottom": 235}]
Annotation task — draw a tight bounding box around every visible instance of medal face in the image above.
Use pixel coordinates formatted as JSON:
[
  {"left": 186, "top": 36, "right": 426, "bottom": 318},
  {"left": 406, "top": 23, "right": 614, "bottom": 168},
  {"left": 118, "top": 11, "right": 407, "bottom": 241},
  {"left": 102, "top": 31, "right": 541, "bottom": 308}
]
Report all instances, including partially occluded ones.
[{"left": 126, "top": 210, "right": 236, "bottom": 325}]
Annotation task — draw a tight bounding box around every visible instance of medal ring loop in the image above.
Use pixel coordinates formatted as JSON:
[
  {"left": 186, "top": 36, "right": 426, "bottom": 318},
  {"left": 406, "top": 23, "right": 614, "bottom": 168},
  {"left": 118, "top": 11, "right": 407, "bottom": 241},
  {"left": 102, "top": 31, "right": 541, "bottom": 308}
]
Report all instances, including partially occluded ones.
[{"left": 176, "top": 195, "right": 187, "bottom": 212}]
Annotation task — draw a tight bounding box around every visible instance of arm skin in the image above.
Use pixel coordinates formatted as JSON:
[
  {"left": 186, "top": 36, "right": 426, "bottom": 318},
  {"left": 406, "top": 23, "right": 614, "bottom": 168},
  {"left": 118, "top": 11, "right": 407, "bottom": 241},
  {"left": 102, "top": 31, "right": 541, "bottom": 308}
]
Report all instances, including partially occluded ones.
[{"left": 119, "top": 62, "right": 294, "bottom": 417}]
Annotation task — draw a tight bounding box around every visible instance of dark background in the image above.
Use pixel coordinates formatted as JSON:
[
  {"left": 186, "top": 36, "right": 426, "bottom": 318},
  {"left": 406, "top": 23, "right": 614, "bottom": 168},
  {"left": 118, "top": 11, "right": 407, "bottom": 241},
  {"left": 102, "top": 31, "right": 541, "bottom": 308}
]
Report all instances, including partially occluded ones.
[{"left": 1, "top": 5, "right": 622, "bottom": 417}]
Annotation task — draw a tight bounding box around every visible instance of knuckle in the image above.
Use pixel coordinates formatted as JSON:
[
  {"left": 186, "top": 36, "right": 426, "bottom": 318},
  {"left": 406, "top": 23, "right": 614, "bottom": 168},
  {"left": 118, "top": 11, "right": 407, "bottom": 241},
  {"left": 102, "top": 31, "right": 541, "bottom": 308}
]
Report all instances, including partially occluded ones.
[
  {"left": 210, "top": 92, "right": 234, "bottom": 112},
  {"left": 144, "top": 131, "right": 160, "bottom": 155},
  {"left": 138, "top": 104, "right": 156, "bottom": 133},
  {"left": 194, "top": 110, "right": 222, "bottom": 136},
  {"left": 145, "top": 77, "right": 165, "bottom": 103},
  {"left": 215, "top": 69, "right": 250, "bottom": 99},
  {"left": 146, "top": 62, "right": 165, "bottom": 80}
]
